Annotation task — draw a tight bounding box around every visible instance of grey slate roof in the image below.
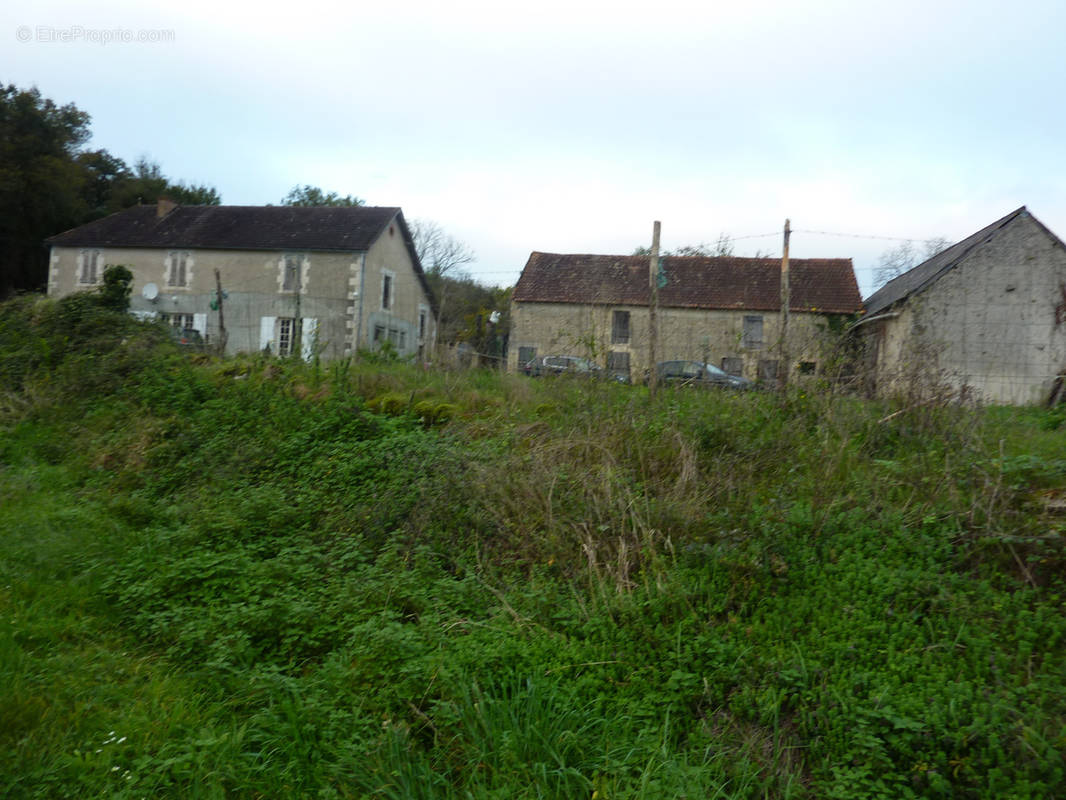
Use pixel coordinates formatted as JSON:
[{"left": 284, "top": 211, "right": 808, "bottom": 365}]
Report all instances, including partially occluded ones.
[
  {"left": 45, "top": 204, "right": 403, "bottom": 252},
  {"left": 863, "top": 207, "right": 1033, "bottom": 316},
  {"left": 514, "top": 252, "right": 862, "bottom": 314}
]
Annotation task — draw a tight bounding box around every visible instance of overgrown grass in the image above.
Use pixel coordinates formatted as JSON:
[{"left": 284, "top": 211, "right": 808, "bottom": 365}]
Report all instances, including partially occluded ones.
[{"left": 1, "top": 294, "right": 1065, "bottom": 797}]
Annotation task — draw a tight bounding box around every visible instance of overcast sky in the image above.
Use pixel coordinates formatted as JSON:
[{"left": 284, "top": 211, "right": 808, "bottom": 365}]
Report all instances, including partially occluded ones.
[{"left": 6, "top": 0, "right": 1066, "bottom": 295}]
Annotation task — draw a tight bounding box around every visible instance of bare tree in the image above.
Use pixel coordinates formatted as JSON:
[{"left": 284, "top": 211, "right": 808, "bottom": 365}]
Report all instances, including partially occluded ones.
[
  {"left": 874, "top": 237, "right": 951, "bottom": 288},
  {"left": 409, "top": 218, "right": 475, "bottom": 277},
  {"left": 408, "top": 219, "right": 477, "bottom": 352}
]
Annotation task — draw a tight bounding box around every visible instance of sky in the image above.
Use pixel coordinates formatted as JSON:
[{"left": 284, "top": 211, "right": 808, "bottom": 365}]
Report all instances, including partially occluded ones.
[{"left": 6, "top": 0, "right": 1066, "bottom": 296}]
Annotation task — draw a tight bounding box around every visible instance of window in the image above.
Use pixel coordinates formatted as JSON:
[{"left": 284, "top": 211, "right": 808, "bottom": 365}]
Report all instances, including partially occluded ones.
[
  {"left": 78, "top": 249, "right": 102, "bottom": 284},
  {"left": 168, "top": 251, "right": 190, "bottom": 287},
  {"left": 419, "top": 308, "right": 428, "bottom": 340},
  {"left": 743, "top": 315, "right": 763, "bottom": 349},
  {"left": 799, "top": 361, "right": 817, "bottom": 375},
  {"left": 282, "top": 255, "right": 302, "bottom": 291},
  {"left": 758, "top": 359, "right": 779, "bottom": 381},
  {"left": 721, "top": 357, "right": 743, "bottom": 376},
  {"left": 160, "top": 312, "right": 194, "bottom": 329},
  {"left": 517, "top": 346, "right": 536, "bottom": 367},
  {"left": 278, "top": 317, "right": 295, "bottom": 356},
  {"left": 373, "top": 323, "right": 405, "bottom": 351},
  {"left": 612, "top": 310, "right": 630, "bottom": 344},
  {"left": 381, "top": 272, "right": 394, "bottom": 310},
  {"left": 607, "top": 351, "right": 630, "bottom": 378}
]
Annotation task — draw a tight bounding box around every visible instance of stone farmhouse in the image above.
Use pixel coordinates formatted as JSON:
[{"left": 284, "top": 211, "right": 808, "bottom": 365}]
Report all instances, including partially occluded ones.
[
  {"left": 861, "top": 207, "right": 1066, "bottom": 405},
  {"left": 45, "top": 201, "right": 436, "bottom": 360},
  {"left": 509, "top": 252, "right": 862, "bottom": 381}
]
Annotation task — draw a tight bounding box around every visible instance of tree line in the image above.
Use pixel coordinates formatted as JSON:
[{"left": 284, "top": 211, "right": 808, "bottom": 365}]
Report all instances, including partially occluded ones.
[{"left": 0, "top": 84, "right": 220, "bottom": 295}]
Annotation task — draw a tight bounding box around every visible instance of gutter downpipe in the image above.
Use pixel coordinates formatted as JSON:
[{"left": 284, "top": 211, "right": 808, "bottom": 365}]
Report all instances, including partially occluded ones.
[{"left": 355, "top": 252, "right": 367, "bottom": 354}]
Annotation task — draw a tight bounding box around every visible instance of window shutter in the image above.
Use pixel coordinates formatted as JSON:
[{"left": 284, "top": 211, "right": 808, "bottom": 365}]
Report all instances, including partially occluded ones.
[
  {"left": 192, "top": 313, "right": 207, "bottom": 335},
  {"left": 260, "top": 316, "right": 276, "bottom": 351},
  {"left": 301, "top": 318, "right": 318, "bottom": 360}
]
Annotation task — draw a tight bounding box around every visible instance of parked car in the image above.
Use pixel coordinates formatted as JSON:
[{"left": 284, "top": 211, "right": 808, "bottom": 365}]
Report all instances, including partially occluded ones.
[
  {"left": 522, "top": 355, "right": 602, "bottom": 378},
  {"left": 169, "top": 326, "right": 205, "bottom": 349},
  {"left": 651, "top": 360, "right": 752, "bottom": 389}
]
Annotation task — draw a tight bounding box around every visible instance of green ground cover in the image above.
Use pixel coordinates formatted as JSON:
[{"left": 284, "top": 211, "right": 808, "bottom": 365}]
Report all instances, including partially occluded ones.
[{"left": 1, "top": 294, "right": 1064, "bottom": 798}]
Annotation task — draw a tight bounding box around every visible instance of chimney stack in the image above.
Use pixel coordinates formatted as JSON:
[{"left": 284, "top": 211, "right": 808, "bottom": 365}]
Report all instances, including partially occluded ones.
[{"left": 157, "top": 196, "right": 177, "bottom": 219}]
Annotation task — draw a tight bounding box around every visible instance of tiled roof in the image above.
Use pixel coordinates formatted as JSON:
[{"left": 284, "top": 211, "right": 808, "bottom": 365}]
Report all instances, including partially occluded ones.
[
  {"left": 863, "top": 207, "right": 1034, "bottom": 316},
  {"left": 513, "top": 252, "right": 862, "bottom": 314},
  {"left": 45, "top": 204, "right": 402, "bottom": 252}
]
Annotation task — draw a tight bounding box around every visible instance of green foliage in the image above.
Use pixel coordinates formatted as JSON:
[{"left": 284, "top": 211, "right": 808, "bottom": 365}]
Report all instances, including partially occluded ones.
[
  {"left": 280, "top": 184, "right": 364, "bottom": 207},
  {"left": 1, "top": 294, "right": 1065, "bottom": 797},
  {"left": 97, "top": 264, "right": 133, "bottom": 312},
  {"left": 425, "top": 271, "right": 510, "bottom": 348},
  {"left": 0, "top": 83, "right": 220, "bottom": 295}
]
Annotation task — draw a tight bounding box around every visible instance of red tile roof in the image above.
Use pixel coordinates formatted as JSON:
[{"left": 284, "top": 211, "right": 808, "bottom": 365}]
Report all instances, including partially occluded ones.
[{"left": 513, "top": 253, "right": 862, "bottom": 314}]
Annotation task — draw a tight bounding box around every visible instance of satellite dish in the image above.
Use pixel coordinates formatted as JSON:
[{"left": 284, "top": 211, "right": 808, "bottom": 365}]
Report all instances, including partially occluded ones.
[{"left": 142, "top": 282, "right": 159, "bottom": 302}]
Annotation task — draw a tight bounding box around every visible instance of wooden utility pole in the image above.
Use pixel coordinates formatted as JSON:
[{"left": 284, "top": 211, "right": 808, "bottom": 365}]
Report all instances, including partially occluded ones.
[
  {"left": 779, "top": 219, "right": 791, "bottom": 390},
  {"left": 214, "top": 268, "right": 228, "bottom": 356},
  {"left": 648, "top": 221, "right": 662, "bottom": 399}
]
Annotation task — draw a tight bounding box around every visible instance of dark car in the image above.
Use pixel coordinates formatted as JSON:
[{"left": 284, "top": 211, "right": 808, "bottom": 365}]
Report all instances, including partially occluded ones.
[
  {"left": 170, "top": 326, "right": 205, "bottom": 349},
  {"left": 653, "top": 360, "right": 752, "bottom": 389},
  {"left": 522, "top": 355, "right": 602, "bottom": 378}
]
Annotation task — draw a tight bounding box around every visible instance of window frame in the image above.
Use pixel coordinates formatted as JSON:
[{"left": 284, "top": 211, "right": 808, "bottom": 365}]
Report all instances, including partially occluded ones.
[
  {"left": 161, "top": 312, "right": 194, "bottom": 329},
  {"left": 167, "top": 251, "right": 190, "bottom": 287},
  {"left": 277, "top": 317, "right": 295, "bottom": 356},
  {"left": 78, "top": 249, "right": 103, "bottom": 285},
  {"left": 281, "top": 254, "right": 304, "bottom": 292},
  {"left": 381, "top": 270, "right": 395, "bottom": 311},
  {"left": 611, "top": 310, "right": 631, "bottom": 344},
  {"left": 742, "top": 315, "right": 764, "bottom": 349},
  {"left": 607, "top": 350, "right": 631, "bottom": 377},
  {"left": 517, "top": 346, "right": 536, "bottom": 367}
]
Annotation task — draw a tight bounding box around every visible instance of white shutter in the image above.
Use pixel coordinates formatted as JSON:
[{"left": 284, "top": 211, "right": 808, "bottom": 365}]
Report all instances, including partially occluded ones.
[
  {"left": 301, "top": 318, "right": 318, "bottom": 361},
  {"left": 260, "top": 316, "right": 276, "bottom": 351},
  {"left": 192, "top": 313, "right": 207, "bottom": 335}
]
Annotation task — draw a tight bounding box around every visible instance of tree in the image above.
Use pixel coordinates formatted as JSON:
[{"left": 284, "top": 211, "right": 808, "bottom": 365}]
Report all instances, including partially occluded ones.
[
  {"left": 108, "top": 157, "right": 221, "bottom": 209},
  {"left": 0, "top": 84, "right": 222, "bottom": 295},
  {"left": 874, "top": 237, "right": 951, "bottom": 288},
  {"left": 409, "top": 218, "right": 476, "bottom": 277},
  {"left": 280, "top": 185, "right": 364, "bottom": 207},
  {"left": 98, "top": 264, "right": 133, "bottom": 312},
  {"left": 632, "top": 233, "right": 736, "bottom": 258},
  {"left": 0, "top": 84, "right": 91, "bottom": 294},
  {"left": 77, "top": 149, "right": 132, "bottom": 218},
  {"left": 428, "top": 270, "right": 511, "bottom": 361},
  {"left": 409, "top": 218, "right": 478, "bottom": 353}
]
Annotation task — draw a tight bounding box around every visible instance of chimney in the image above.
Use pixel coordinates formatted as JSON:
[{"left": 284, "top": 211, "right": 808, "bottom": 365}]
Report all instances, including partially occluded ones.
[{"left": 157, "top": 196, "right": 177, "bottom": 219}]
